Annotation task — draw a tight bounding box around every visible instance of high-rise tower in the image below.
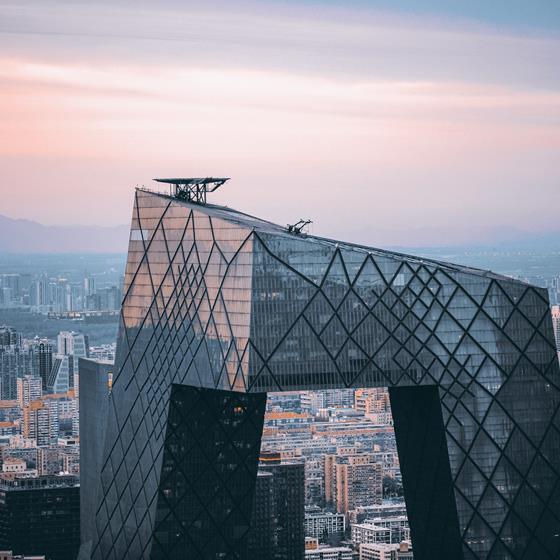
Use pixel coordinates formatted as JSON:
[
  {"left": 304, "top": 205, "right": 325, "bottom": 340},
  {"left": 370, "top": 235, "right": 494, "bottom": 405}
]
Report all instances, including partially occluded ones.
[
  {"left": 81, "top": 182, "right": 560, "bottom": 560},
  {"left": 551, "top": 305, "right": 560, "bottom": 352}
]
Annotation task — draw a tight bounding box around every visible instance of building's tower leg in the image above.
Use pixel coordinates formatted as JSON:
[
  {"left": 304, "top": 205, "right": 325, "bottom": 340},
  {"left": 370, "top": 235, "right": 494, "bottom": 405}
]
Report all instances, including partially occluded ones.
[
  {"left": 390, "top": 386, "right": 464, "bottom": 560},
  {"left": 150, "top": 385, "right": 267, "bottom": 560}
]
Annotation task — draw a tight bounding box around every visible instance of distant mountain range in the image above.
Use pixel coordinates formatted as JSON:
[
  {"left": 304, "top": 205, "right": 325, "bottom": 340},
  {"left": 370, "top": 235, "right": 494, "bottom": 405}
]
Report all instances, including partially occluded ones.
[
  {"left": 0, "top": 213, "right": 558, "bottom": 253},
  {"left": 0, "top": 215, "right": 130, "bottom": 253},
  {"left": 384, "top": 226, "right": 560, "bottom": 251}
]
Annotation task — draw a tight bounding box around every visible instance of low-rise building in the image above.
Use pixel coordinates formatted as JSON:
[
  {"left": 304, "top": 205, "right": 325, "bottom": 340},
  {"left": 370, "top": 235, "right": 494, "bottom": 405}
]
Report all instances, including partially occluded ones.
[
  {"left": 305, "top": 510, "right": 346, "bottom": 540},
  {"left": 305, "top": 546, "right": 354, "bottom": 560},
  {"left": 351, "top": 523, "right": 392, "bottom": 546},
  {"left": 1, "top": 458, "right": 36, "bottom": 477},
  {"left": 1, "top": 458, "right": 25, "bottom": 473},
  {"left": 359, "top": 541, "right": 413, "bottom": 560},
  {"left": 0, "top": 552, "right": 46, "bottom": 560},
  {"left": 364, "top": 516, "right": 409, "bottom": 544},
  {"left": 349, "top": 501, "right": 407, "bottom": 524}
]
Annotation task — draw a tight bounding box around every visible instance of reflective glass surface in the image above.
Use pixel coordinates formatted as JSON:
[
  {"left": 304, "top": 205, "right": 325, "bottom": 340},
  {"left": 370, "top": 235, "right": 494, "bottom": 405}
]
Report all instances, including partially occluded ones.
[{"left": 88, "top": 190, "right": 560, "bottom": 560}]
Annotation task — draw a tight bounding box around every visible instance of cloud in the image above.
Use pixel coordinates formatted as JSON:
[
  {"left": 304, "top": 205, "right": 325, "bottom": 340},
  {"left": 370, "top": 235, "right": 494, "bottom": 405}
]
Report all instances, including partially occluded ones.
[
  {"left": 0, "top": 59, "right": 557, "bottom": 162},
  {"left": 1, "top": 1, "right": 559, "bottom": 87},
  {"left": 0, "top": 1, "right": 558, "bottom": 243}
]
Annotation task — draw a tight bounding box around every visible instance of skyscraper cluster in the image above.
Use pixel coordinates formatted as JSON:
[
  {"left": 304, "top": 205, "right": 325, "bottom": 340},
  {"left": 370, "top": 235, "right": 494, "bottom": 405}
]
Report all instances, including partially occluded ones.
[
  {"left": 0, "top": 328, "right": 51, "bottom": 399},
  {"left": 0, "top": 328, "right": 89, "bottom": 398},
  {"left": 0, "top": 272, "right": 122, "bottom": 314},
  {"left": 0, "top": 326, "right": 89, "bottom": 557}
]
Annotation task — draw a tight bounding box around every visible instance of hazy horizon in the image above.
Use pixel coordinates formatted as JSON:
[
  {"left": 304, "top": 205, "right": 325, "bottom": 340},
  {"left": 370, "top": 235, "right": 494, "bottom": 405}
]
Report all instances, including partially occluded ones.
[{"left": 1, "top": 206, "right": 560, "bottom": 252}]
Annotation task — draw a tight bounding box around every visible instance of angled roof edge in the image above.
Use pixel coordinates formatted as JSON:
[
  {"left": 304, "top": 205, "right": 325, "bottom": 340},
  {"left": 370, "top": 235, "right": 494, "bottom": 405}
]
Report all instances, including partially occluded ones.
[{"left": 136, "top": 188, "right": 535, "bottom": 287}]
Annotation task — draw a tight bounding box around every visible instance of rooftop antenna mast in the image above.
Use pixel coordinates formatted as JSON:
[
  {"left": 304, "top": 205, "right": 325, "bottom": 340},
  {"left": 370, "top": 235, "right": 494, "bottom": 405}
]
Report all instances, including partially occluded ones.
[
  {"left": 287, "top": 218, "right": 313, "bottom": 235},
  {"left": 153, "top": 177, "right": 230, "bottom": 204}
]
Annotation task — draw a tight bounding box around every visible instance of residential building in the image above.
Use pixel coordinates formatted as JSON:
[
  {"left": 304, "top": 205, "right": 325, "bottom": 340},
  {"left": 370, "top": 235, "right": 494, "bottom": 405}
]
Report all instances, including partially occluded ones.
[
  {"left": 552, "top": 305, "right": 560, "bottom": 351},
  {"left": 22, "top": 400, "right": 59, "bottom": 446},
  {"left": 364, "top": 516, "right": 409, "bottom": 545},
  {"left": 1, "top": 459, "right": 26, "bottom": 474},
  {"left": 0, "top": 552, "right": 46, "bottom": 560},
  {"left": 352, "top": 523, "right": 392, "bottom": 546},
  {"left": 348, "top": 501, "right": 408, "bottom": 524},
  {"left": 359, "top": 541, "right": 413, "bottom": 560},
  {"left": 30, "top": 340, "right": 52, "bottom": 391},
  {"left": 305, "top": 510, "right": 345, "bottom": 540},
  {"left": 354, "top": 389, "right": 392, "bottom": 424},
  {"left": 326, "top": 453, "right": 383, "bottom": 514},
  {"left": 305, "top": 457, "right": 326, "bottom": 507},
  {"left": 247, "top": 471, "right": 274, "bottom": 558},
  {"left": 305, "top": 546, "right": 353, "bottom": 560},
  {"left": 0, "top": 344, "right": 32, "bottom": 401},
  {"left": 16, "top": 376, "right": 42, "bottom": 409},
  {"left": 0, "top": 328, "right": 21, "bottom": 348},
  {"left": 266, "top": 459, "right": 305, "bottom": 560}
]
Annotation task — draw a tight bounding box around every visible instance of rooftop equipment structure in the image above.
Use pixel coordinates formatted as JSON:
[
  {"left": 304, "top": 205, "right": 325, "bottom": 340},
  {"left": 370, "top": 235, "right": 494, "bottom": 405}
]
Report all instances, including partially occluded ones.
[
  {"left": 153, "top": 177, "right": 230, "bottom": 204},
  {"left": 287, "top": 218, "right": 313, "bottom": 234}
]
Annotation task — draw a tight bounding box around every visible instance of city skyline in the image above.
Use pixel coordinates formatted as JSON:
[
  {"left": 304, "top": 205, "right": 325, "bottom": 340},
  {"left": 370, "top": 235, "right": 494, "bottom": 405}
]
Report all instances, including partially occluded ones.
[
  {"left": 0, "top": 2, "right": 559, "bottom": 559},
  {"left": 1, "top": 205, "right": 560, "bottom": 558},
  {"left": 1, "top": 0, "right": 559, "bottom": 246}
]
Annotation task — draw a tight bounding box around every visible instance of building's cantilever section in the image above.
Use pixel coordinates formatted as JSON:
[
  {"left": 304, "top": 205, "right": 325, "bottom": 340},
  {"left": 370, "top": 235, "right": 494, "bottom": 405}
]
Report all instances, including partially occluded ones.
[{"left": 85, "top": 187, "right": 560, "bottom": 560}]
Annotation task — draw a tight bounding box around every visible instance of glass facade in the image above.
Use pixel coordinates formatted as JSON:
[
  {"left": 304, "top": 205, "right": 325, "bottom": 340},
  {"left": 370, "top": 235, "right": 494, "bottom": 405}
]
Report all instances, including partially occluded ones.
[
  {"left": 0, "top": 474, "right": 80, "bottom": 560},
  {"left": 151, "top": 384, "right": 266, "bottom": 559},
  {"left": 86, "top": 189, "right": 560, "bottom": 560}
]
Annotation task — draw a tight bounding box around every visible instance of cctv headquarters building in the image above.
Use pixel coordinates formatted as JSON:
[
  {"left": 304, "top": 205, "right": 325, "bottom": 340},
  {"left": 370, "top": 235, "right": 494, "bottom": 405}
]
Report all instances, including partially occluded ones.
[{"left": 81, "top": 179, "right": 560, "bottom": 560}]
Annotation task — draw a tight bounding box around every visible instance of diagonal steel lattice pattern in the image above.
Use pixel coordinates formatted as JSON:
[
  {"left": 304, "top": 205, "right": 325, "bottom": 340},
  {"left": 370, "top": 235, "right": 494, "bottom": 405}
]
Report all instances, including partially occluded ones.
[{"left": 87, "top": 189, "right": 560, "bottom": 560}]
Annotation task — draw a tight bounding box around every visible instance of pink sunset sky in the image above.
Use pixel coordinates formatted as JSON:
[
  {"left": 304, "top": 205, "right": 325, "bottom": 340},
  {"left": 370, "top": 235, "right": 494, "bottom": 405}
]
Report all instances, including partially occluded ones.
[{"left": 0, "top": 0, "right": 559, "bottom": 246}]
